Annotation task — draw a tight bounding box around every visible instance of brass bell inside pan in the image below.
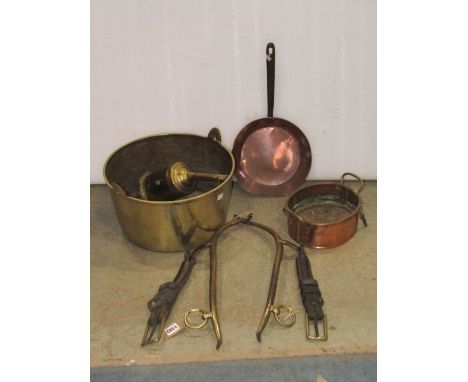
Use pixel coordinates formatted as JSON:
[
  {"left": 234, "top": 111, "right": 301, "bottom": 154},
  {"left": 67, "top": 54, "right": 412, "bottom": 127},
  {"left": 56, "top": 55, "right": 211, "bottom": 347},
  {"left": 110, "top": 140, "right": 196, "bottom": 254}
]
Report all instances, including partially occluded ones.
[{"left": 139, "top": 161, "right": 228, "bottom": 201}]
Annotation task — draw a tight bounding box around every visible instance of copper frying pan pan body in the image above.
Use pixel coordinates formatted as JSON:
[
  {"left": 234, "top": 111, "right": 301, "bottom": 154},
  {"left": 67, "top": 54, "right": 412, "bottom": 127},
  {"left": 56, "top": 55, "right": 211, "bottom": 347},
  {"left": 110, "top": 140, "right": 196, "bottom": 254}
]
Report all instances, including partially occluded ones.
[
  {"left": 233, "top": 43, "right": 312, "bottom": 196},
  {"left": 233, "top": 117, "right": 311, "bottom": 196}
]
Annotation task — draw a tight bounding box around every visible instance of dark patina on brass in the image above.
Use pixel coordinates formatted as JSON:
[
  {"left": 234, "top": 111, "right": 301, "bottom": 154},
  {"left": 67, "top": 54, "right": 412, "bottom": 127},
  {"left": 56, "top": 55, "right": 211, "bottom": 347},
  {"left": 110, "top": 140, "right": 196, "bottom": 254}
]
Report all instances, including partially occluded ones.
[{"left": 103, "top": 128, "right": 235, "bottom": 252}]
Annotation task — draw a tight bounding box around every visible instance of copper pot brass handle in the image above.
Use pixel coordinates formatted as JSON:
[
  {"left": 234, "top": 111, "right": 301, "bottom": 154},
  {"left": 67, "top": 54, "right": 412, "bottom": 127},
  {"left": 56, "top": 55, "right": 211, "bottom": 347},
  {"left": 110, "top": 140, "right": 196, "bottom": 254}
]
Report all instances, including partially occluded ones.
[
  {"left": 283, "top": 207, "right": 305, "bottom": 224},
  {"left": 340, "top": 172, "right": 367, "bottom": 227},
  {"left": 283, "top": 207, "right": 315, "bottom": 245},
  {"left": 340, "top": 172, "right": 364, "bottom": 194}
]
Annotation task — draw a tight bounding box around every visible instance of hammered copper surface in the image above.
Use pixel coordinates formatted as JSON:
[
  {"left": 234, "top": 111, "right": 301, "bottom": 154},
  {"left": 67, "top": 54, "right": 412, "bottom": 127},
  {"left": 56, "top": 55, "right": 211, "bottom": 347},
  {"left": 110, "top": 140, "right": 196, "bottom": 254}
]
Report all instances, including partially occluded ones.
[
  {"left": 239, "top": 127, "right": 301, "bottom": 186},
  {"left": 285, "top": 180, "right": 364, "bottom": 249},
  {"left": 233, "top": 43, "right": 311, "bottom": 196},
  {"left": 233, "top": 118, "right": 311, "bottom": 197}
]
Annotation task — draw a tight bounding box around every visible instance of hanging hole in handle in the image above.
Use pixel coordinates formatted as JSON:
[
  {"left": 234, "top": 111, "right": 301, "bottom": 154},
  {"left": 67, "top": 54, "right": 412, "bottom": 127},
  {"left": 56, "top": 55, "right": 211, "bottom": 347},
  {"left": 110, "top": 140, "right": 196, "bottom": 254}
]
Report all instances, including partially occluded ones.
[
  {"left": 340, "top": 172, "right": 364, "bottom": 194},
  {"left": 208, "top": 127, "right": 221, "bottom": 143},
  {"left": 266, "top": 42, "right": 275, "bottom": 61}
]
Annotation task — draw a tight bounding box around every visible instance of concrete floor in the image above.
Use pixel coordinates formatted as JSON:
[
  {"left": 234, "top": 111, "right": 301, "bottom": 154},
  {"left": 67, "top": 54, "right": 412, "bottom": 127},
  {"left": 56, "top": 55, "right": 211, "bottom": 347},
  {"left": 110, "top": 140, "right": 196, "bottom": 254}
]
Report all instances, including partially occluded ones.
[
  {"left": 91, "top": 354, "right": 377, "bottom": 382},
  {"left": 91, "top": 181, "right": 376, "bottom": 369}
]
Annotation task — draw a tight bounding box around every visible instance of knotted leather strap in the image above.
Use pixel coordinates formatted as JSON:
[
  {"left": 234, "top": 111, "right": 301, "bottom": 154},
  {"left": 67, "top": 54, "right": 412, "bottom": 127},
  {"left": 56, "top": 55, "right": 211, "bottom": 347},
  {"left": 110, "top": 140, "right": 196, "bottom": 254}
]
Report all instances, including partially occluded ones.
[
  {"left": 141, "top": 253, "right": 196, "bottom": 345},
  {"left": 295, "top": 245, "right": 324, "bottom": 320}
]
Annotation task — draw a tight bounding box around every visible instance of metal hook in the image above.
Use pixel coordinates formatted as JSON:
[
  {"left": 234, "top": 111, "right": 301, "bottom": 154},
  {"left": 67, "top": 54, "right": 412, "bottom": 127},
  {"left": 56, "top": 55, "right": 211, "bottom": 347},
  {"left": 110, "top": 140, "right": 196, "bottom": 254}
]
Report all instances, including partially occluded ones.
[
  {"left": 184, "top": 308, "right": 212, "bottom": 329},
  {"left": 272, "top": 305, "right": 296, "bottom": 328}
]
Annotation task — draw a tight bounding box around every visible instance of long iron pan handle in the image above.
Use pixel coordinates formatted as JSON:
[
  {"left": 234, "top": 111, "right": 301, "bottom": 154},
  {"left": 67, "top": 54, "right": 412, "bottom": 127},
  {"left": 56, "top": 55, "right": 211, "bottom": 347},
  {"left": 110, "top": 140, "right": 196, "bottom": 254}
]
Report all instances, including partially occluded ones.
[{"left": 266, "top": 42, "right": 275, "bottom": 117}]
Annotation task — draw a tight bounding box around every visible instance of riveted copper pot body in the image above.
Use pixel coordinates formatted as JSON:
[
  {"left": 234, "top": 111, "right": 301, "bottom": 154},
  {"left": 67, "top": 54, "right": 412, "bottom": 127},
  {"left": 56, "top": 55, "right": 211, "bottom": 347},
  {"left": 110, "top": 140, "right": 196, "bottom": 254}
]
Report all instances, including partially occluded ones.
[
  {"left": 103, "top": 131, "right": 235, "bottom": 252},
  {"left": 284, "top": 173, "right": 367, "bottom": 249}
]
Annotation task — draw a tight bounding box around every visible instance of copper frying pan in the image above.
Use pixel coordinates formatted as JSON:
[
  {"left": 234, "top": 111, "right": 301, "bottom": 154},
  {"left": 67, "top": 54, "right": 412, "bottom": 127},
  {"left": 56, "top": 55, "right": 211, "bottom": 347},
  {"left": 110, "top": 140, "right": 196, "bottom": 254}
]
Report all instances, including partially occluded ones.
[{"left": 233, "top": 43, "right": 312, "bottom": 196}]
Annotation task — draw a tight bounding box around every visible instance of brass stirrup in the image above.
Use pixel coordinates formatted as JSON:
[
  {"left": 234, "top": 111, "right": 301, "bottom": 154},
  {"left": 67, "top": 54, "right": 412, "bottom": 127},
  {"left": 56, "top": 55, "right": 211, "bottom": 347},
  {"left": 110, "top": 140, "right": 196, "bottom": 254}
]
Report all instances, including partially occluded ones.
[{"left": 184, "top": 214, "right": 296, "bottom": 349}]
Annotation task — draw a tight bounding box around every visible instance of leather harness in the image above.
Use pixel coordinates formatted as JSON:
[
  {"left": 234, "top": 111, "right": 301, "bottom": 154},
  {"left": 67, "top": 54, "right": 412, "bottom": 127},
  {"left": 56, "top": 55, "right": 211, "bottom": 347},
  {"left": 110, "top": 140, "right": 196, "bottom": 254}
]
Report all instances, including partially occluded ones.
[{"left": 141, "top": 214, "right": 327, "bottom": 347}]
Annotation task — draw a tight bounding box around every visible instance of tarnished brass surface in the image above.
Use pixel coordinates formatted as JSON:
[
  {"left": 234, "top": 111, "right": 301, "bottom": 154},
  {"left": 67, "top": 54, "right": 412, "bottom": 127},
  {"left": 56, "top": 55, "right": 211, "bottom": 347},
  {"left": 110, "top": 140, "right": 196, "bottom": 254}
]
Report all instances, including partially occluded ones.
[{"left": 103, "top": 130, "right": 235, "bottom": 252}]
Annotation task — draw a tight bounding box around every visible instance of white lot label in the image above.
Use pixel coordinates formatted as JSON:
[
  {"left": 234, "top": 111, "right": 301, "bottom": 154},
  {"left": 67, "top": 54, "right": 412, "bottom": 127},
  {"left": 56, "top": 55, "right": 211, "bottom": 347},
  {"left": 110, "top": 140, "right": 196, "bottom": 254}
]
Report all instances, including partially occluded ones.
[{"left": 164, "top": 322, "right": 183, "bottom": 338}]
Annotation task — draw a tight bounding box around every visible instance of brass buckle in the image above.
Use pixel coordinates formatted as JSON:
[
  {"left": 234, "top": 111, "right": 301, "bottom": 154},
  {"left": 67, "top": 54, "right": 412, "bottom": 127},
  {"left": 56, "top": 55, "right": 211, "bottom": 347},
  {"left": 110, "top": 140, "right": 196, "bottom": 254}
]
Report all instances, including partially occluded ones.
[
  {"left": 141, "top": 317, "right": 166, "bottom": 346},
  {"left": 305, "top": 314, "right": 328, "bottom": 341}
]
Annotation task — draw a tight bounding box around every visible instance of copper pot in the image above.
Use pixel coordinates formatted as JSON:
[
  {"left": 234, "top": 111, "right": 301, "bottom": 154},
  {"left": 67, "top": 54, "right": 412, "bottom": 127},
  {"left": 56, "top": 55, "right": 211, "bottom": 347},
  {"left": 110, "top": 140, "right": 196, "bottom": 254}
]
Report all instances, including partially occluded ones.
[{"left": 284, "top": 173, "right": 368, "bottom": 249}]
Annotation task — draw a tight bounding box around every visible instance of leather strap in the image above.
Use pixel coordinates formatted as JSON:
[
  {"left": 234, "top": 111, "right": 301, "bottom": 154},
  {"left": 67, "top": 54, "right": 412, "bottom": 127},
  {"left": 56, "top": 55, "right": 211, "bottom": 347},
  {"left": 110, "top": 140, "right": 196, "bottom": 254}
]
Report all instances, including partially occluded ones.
[
  {"left": 141, "top": 253, "right": 196, "bottom": 346},
  {"left": 142, "top": 217, "right": 327, "bottom": 346},
  {"left": 295, "top": 246, "right": 324, "bottom": 320}
]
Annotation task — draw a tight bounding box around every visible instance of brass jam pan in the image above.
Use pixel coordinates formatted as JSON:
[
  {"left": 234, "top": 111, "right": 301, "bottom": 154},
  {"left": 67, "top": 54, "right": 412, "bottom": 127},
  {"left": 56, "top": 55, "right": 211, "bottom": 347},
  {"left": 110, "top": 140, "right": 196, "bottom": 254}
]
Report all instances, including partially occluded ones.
[
  {"left": 284, "top": 173, "right": 368, "bottom": 249},
  {"left": 103, "top": 128, "right": 235, "bottom": 252}
]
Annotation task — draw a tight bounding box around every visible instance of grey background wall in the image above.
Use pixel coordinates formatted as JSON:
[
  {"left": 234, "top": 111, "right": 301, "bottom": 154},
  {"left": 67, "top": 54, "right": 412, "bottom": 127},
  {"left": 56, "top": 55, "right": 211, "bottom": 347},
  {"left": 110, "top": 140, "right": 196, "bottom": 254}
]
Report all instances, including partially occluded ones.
[{"left": 91, "top": 0, "right": 376, "bottom": 183}]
